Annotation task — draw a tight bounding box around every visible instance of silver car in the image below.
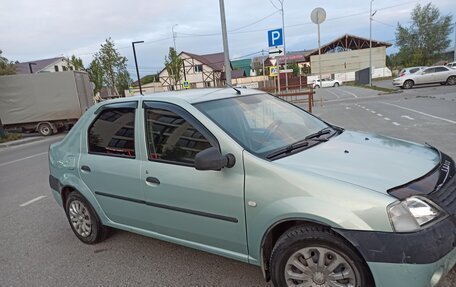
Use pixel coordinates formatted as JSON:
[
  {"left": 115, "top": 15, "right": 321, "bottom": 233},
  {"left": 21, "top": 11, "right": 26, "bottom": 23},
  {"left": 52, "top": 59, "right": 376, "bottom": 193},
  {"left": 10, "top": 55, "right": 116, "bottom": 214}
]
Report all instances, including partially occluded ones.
[{"left": 393, "top": 66, "right": 456, "bottom": 89}]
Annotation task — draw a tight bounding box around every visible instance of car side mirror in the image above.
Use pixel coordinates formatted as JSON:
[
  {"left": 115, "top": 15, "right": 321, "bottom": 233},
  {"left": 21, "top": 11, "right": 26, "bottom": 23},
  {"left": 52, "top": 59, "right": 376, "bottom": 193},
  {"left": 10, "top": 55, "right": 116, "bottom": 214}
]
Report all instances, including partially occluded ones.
[{"left": 194, "top": 147, "right": 235, "bottom": 171}]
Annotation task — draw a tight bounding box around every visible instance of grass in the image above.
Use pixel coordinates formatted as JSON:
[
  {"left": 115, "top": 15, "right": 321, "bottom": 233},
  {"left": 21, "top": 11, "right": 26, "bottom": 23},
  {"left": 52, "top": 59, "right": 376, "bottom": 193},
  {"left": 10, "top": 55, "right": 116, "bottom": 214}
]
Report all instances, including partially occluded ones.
[
  {"left": 347, "top": 82, "right": 399, "bottom": 93},
  {"left": 0, "top": 132, "right": 22, "bottom": 143}
]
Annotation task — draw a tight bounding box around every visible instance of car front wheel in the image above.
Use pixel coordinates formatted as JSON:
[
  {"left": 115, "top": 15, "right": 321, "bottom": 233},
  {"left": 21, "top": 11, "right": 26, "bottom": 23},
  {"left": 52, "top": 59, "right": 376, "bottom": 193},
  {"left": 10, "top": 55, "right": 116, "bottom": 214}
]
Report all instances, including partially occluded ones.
[
  {"left": 65, "top": 191, "right": 109, "bottom": 244},
  {"left": 270, "top": 225, "right": 373, "bottom": 287},
  {"left": 403, "top": 80, "right": 414, "bottom": 89},
  {"left": 447, "top": 76, "right": 456, "bottom": 85},
  {"left": 333, "top": 82, "right": 339, "bottom": 87}
]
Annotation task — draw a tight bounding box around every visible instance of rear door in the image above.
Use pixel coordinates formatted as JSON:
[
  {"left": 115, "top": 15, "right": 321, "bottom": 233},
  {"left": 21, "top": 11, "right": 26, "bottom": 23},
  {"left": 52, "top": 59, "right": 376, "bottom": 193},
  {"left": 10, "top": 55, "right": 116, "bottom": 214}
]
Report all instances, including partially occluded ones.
[
  {"left": 139, "top": 101, "right": 248, "bottom": 256},
  {"left": 79, "top": 102, "right": 147, "bottom": 228},
  {"left": 433, "top": 67, "right": 450, "bottom": 82}
]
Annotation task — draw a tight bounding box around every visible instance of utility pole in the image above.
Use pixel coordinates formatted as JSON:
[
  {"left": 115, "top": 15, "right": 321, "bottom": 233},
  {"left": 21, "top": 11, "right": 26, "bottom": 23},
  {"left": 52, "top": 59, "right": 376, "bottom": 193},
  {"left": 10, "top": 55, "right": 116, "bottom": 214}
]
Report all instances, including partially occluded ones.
[
  {"left": 262, "top": 49, "right": 266, "bottom": 88},
  {"left": 219, "top": 0, "right": 232, "bottom": 86},
  {"left": 454, "top": 21, "right": 456, "bottom": 62},
  {"left": 132, "top": 41, "right": 144, "bottom": 95},
  {"left": 172, "top": 24, "right": 178, "bottom": 51},
  {"left": 279, "top": 0, "right": 288, "bottom": 92},
  {"left": 369, "top": 0, "right": 375, "bottom": 87},
  {"left": 28, "top": 62, "right": 37, "bottom": 73}
]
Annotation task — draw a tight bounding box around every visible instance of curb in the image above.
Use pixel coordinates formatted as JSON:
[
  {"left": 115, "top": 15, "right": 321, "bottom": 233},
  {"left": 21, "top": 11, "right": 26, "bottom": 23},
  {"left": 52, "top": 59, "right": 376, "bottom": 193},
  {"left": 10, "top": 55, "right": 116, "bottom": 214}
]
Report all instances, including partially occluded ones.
[{"left": 0, "top": 136, "right": 45, "bottom": 148}]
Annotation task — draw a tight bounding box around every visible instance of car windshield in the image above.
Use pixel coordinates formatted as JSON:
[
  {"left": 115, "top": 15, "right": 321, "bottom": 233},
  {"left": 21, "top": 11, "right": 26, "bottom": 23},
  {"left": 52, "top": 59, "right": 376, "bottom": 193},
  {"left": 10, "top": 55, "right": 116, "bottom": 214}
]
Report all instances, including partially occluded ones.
[{"left": 194, "top": 94, "right": 331, "bottom": 159}]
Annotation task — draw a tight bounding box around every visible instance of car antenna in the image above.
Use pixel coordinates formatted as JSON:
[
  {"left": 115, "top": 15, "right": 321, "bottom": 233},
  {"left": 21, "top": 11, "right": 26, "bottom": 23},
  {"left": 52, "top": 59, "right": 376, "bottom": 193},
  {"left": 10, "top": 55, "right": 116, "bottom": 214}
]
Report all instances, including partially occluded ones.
[{"left": 226, "top": 83, "right": 241, "bottom": 95}]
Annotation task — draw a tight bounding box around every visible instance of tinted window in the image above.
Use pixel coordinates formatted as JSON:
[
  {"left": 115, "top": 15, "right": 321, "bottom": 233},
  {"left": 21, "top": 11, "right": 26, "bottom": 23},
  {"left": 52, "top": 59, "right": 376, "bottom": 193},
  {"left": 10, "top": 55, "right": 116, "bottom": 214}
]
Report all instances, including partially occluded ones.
[
  {"left": 435, "top": 67, "right": 448, "bottom": 72},
  {"left": 422, "top": 68, "right": 435, "bottom": 74},
  {"left": 88, "top": 108, "right": 136, "bottom": 158},
  {"left": 410, "top": 68, "right": 419, "bottom": 73},
  {"left": 145, "top": 108, "right": 213, "bottom": 165}
]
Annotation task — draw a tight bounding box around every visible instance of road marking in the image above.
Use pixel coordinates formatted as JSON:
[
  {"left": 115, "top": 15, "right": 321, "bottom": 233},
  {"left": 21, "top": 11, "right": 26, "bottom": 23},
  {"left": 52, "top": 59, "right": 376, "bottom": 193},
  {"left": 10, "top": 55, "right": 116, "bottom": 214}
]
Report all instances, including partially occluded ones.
[
  {"left": 392, "top": 122, "right": 400, "bottom": 126},
  {"left": 345, "top": 107, "right": 351, "bottom": 110},
  {"left": 371, "top": 110, "right": 376, "bottom": 113},
  {"left": 401, "top": 115, "right": 415, "bottom": 120},
  {"left": 382, "top": 102, "right": 456, "bottom": 124},
  {"left": 377, "top": 113, "right": 383, "bottom": 117},
  {"left": 0, "top": 152, "right": 48, "bottom": 167},
  {"left": 366, "top": 108, "right": 371, "bottom": 111},
  {"left": 326, "top": 90, "right": 341, "bottom": 99},
  {"left": 384, "top": 117, "right": 391, "bottom": 121},
  {"left": 339, "top": 89, "right": 358, "bottom": 98},
  {"left": 20, "top": 196, "right": 47, "bottom": 207}
]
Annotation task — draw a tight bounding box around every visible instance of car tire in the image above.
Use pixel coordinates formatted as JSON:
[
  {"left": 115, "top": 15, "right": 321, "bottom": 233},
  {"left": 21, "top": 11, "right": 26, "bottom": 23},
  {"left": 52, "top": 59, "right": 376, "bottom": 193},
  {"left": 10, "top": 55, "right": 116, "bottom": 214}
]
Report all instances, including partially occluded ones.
[
  {"left": 333, "top": 82, "right": 340, "bottom": 87},
  {"left": 403, "top": 80, "right": 414, "bottom": 89},
  {"left": 38, "top": 123, "right": 53, "bottom": 136},
  {"left": 270, "top": 225, "right": 374, "bottom": 287},
  {"left": 65, "top": 191, "right": 109, "bottom": 244},
  {"left": 447, "top": 76, "right": 456, "bottom": 86}
]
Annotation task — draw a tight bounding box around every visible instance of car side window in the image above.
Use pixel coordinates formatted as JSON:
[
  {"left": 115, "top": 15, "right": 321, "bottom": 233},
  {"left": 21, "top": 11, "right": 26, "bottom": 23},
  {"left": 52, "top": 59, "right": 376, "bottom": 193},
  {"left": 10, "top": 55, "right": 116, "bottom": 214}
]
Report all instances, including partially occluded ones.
[
  {"left": 88, "top": 108, "right": 136, "bottom": 158},
  {"left": 410, "top": 68, "right": 419, "bottom": 73},
  {"left": 422, "top": 68, "right": 434, "bottom": 74},
  {"left": 435, "top": 67, "right": 448, "bottom": 72},
  {"left": 144, "top": 105, "right": 214, "bottom": 165}
]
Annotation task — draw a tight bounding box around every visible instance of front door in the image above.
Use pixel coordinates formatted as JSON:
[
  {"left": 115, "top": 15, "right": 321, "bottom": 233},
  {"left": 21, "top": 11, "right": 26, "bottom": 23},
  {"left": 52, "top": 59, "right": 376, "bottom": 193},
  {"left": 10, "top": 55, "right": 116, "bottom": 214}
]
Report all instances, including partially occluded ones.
[
  {"left": 139, "top": 102, "right": 247, "bottom": 255},
  {"left": 79, "top": 102, "right": 147, "bottom": 228}
]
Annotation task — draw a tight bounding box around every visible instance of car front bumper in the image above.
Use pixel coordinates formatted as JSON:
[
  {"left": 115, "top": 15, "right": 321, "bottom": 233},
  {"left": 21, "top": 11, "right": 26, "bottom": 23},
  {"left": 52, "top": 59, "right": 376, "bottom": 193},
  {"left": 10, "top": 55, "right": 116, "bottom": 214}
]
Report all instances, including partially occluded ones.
[
  {"left": 368, "top": 247, "right": 456, "bottom": 287},
  {"left": 392, "top": 79, "right": 405, "bottom": 86},
  {"left": 336, "top": 216, "right": 456, "bottom": 287}
]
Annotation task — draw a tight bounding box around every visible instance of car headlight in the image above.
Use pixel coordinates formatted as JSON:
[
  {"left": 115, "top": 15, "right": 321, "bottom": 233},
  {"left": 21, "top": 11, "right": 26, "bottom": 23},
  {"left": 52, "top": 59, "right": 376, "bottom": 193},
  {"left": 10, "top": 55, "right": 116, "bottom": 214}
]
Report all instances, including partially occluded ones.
[{"left": 387, "top": 197, "right": 445, "bottom": 232}]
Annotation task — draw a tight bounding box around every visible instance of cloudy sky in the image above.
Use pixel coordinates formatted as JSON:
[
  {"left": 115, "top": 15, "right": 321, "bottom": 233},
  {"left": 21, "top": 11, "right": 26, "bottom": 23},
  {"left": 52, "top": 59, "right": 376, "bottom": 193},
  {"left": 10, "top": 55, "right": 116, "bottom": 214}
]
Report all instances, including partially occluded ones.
[{"left": 1, "top": 0, "right": 455, "bottom": 77}]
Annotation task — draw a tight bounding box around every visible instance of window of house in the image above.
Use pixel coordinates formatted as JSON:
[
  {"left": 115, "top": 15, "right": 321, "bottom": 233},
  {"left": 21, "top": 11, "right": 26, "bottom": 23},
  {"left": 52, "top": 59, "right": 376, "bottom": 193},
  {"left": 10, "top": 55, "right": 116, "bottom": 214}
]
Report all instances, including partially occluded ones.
[
  {"left": 88, "top": 108, "right": 136, "bottom": 158},
  {"left": 69, "top": 66, "right": 74, "bottom": 71},
  {"left": 54, "top": 65, "right": 59, "bottom": 72},
  {"left": 62, "top": 66, "right": 68, "bottom": 71},
  {"left": 194, "top": 65, "right": 203, "bottom": 73},
  {"left": 144, "top": 105, "right": 214, "bottom": 165}
]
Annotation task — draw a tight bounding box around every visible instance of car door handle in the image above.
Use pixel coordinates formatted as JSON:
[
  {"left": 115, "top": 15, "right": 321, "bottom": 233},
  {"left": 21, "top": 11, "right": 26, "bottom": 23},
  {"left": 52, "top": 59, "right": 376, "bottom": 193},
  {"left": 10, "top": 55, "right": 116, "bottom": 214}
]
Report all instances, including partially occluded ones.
[
  {"left": 145, "top": 177, "right": 160, "bottom": 185},
  {"left": 81, "top": 165, "right": 91, "bottom": 172}
]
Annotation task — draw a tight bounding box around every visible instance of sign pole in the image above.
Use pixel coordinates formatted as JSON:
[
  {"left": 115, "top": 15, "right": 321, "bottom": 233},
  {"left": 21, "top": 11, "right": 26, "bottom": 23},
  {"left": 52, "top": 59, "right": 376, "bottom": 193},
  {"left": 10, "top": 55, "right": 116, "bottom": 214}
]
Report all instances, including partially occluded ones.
[{"left": 318, "top": 19, "right": 322, "bottom": 91}]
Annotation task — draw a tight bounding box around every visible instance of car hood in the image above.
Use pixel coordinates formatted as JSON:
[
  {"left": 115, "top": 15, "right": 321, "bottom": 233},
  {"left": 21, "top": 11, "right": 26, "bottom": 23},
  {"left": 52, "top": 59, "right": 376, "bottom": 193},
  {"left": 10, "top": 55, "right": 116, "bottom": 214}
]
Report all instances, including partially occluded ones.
[{"left": 275, "top": 130, "right": 440, "bottom": 193}]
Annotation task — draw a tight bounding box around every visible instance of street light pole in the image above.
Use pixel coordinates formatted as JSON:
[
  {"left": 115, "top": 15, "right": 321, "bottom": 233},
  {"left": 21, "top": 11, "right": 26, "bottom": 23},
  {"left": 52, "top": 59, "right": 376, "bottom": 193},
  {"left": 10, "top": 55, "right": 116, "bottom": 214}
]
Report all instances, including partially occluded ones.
[
  {"left": 172, "top": 24, "right": 178, "bottom": 51},
  {"left": 132, "top": 41, "right": 144, "bottom": 95},
  {"left": 279, "top": 0, "right": 288, "bottom": 92},
  {"left": 219, "top": 0, "right": 232, "bottom": 86},
  {"left": 453, "top": 21, "right": 456, "bottom": 62},
  {"left": 369, "top": 0, "right": 374, "bottom": 87}
]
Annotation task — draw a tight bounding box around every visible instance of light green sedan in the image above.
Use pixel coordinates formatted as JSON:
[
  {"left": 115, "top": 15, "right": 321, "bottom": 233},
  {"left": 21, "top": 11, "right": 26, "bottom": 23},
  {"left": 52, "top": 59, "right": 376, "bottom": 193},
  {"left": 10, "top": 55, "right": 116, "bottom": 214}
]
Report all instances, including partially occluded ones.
[{"left": 49, "top": 88, "right": 456, "bottom": 287}]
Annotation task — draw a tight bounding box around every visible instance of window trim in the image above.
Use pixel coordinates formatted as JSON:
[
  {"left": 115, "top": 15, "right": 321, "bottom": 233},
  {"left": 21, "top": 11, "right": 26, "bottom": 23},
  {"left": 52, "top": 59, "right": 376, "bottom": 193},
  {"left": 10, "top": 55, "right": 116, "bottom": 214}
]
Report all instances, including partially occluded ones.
[
  {"left": 87, "top": 102, "right": 138, "bottom": 159},
  {"left": 143, "top": 101, "right": 220, "bottom": 167}
]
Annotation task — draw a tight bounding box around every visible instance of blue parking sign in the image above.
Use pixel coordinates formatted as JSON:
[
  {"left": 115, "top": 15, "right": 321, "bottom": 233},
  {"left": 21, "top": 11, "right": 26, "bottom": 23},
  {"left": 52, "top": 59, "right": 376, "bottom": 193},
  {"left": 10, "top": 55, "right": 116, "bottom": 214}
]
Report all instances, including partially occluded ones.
[{"left": 268, "top": 28, "right": 283, "bottom": 47}]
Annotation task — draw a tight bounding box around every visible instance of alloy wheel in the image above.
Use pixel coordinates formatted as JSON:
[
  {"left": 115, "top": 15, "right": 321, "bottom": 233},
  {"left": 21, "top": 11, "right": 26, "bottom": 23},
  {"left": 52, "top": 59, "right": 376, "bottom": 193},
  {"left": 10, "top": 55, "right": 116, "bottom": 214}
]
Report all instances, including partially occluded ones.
[{"left": 68, "top": 200, "right": 92, "bottom": 238}]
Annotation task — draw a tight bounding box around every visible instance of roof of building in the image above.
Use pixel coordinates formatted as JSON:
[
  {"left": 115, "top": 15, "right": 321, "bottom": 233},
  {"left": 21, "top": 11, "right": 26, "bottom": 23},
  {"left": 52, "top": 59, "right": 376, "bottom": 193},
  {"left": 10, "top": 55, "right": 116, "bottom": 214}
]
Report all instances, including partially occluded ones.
[
  {"left": 231, "top": 59, "right": 251, "bottom": 76},
  {"left": 101, "top": 88, "right": 265, "bottom": 105},
  {"left": 14, "top": 57, "right": 65, "bottom": 74},
  {"left": 183, "top": 51, "right": 225, "bottom": 71},
  {"left": 306, "top": 34, "right": 392, "bottom": 58}
]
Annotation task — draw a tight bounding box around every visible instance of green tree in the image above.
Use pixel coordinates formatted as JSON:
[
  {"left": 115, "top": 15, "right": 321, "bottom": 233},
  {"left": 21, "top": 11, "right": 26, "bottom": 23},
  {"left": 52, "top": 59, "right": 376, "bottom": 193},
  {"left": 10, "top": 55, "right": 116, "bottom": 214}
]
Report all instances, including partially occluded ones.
[
  {"left": 395, "top": 3, "right": 453, "bottom": 66},
  {"left": 70, "top": 55, "right": 85, "bottom": 71},
  {"left": 87, "top": 58, "right": 103, "bottom": 95},
  {"left": 164, "top": 47, "right": 183, "bottom": 89},
  {"left": 0, "top": 50, "right": 16, "bottom": 75},
  {"left": 94, "top": 38, "right": 129, "bottom": 96}
]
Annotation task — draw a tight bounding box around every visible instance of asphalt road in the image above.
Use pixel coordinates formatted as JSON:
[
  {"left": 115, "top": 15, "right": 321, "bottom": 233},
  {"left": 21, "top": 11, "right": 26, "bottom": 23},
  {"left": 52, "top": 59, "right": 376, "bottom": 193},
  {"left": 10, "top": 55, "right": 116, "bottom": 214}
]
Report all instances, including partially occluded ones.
[{"left": 0, "top": 83, "right": 455, "bottom": 287}]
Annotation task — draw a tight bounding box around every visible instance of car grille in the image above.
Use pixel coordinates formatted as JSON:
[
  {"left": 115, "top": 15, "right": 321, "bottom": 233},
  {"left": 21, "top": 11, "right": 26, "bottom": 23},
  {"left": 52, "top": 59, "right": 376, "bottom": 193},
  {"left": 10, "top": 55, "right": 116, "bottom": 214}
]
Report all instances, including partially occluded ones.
[{"left": 429, "top": 175, "right": 456, "bottom": 215}]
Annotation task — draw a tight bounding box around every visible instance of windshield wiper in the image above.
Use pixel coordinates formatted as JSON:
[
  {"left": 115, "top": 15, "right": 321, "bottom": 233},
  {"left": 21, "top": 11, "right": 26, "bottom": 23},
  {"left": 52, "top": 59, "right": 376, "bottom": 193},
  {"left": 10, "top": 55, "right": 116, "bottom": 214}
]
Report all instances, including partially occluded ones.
[
  {"left": 304, "top": 127, "right": 332, "bottom": 141},
  {"left": 266, "top": 140, "right": 310, "bottom": 159}
]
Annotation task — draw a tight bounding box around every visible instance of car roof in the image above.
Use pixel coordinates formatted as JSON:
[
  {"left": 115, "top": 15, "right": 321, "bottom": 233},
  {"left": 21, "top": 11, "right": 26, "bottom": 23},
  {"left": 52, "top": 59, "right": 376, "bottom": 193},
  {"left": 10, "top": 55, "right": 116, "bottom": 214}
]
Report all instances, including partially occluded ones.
[{"left": 102, "top": 88, "right": 267, "bottom": 105}]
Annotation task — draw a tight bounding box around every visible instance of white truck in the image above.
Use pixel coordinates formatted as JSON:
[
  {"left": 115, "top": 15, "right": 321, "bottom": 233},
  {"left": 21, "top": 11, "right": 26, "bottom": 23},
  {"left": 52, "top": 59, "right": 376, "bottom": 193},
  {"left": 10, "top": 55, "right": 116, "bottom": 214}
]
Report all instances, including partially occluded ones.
[{"left": 0, "top": 71, "right": 94, "bottom": 136}]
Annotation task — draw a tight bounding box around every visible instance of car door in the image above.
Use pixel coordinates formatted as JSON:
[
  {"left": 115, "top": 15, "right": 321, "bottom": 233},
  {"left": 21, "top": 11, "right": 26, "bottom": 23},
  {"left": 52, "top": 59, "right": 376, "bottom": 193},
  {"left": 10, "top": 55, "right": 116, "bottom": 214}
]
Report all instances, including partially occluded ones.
[
  {"left": 433, "top": 66, "right": 450, "bottom": 82},
  {"left": 79, "top": 101, "right": 147, "bottom": 228},
  {"left": 416, "top": 68, "right": 435, "bottom": 84},
  {"left": 139, "top": 101, "right": 248, "bottom": 255}
]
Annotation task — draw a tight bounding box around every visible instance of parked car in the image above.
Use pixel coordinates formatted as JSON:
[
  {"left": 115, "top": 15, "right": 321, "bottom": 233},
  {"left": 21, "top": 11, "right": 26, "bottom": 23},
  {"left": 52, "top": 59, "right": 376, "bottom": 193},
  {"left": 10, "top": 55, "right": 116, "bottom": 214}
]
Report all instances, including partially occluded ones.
[
  {"left": 312, "top": 78, "right": 342, "bottom": 88},
  {"left": 393, "top": 65, "right": 456, "bottom": 89},
  {"left": 49, "top": 89, "right": 456, "bottom": 287},
  {"left": 398, "top": 66, "right": 426, "bottom": 77},
  {"left": 447, "top": 62, "right": 456, "bottom": 69}
]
